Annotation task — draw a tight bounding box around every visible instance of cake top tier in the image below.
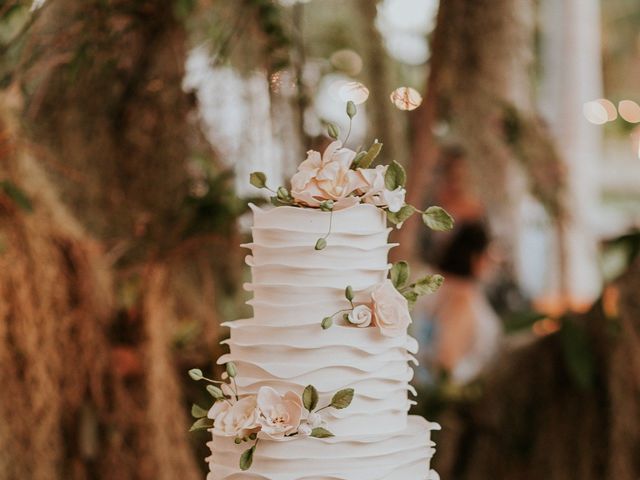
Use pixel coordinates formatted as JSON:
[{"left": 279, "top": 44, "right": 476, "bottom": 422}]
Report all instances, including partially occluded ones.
[{"left": 249, "top": 202, "right": 387, "bottom": 235}]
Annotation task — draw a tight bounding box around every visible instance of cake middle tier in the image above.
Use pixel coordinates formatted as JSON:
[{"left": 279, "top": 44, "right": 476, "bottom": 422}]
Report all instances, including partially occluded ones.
[{"left": 218, "top": 320, "right": 418, "bottom": 436}]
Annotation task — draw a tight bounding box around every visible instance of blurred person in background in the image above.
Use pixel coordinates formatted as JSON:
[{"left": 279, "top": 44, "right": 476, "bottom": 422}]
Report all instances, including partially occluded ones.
[
  {"left": 412, "top": 146, "right": 504, "bottom": 387},
  {"left": 413, "top": 221, "right": 503, "bottom": 386}
]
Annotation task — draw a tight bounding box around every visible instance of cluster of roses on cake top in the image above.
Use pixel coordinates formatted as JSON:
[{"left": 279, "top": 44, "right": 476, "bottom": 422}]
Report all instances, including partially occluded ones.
[{"left": 188, "top": 101, "right": 453, "bottom": 472}]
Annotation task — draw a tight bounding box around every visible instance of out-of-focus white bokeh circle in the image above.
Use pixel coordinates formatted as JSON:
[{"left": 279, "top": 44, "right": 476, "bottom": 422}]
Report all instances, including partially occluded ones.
[
  {"left": 583, "top": 100, "right": 609, "bottom": 125},
  {"left": 337, "top": 81, "right": 370, "bottom": 105}
]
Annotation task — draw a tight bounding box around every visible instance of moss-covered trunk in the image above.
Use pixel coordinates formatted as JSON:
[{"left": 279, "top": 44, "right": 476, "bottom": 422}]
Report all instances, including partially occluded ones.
[
  {"left": 434, "top": 258, "right": 640, "bottom": 479},
  {"left": 0, "top": 1, "right": 239, "bottom": 478}
]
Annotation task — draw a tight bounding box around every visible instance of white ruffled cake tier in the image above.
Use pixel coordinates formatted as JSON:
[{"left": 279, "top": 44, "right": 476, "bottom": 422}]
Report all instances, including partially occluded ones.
[
  {"left": 210, "top": 204, "right": 439, "bottom": 479},
  {"left": 206, "top": 415, "right": 440, "bottom": 480}
]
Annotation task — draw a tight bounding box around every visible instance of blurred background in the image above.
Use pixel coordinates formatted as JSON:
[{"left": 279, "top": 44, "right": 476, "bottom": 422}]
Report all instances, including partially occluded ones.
[{"left": 1, "top": 0, "right": 639, "bottom": 479}]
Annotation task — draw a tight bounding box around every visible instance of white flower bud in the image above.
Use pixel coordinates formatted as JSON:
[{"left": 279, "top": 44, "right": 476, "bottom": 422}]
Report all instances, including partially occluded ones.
[
  {"left": 307, "top": 412, "right": 323, "bottom": 428},
  {"left": 381, "top": 187, "right": 406, "bottom": 213},
  {"left": 298, "top": 423, "right": 312, "bottom": 436}
]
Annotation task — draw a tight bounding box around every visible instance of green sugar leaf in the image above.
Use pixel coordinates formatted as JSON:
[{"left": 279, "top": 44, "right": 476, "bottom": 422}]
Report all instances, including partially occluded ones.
[
  {"left": 403, "top": 290, "right": 419, "bottom": 308},
  {"left": 249, "top": 172, "right": 267, "bottom": 189},
  {"left": 189, "top": 417, "right": 213, "bottom": 432},
  {"left": 303, "top": 385, "right": 319, "bottom": 412},
  {"left": 191, "top": 404, "right": 208, "bottom": 419},
  {"left": 413, "top": 274, "right": 445, "bottom": 296},
  {"left": 310, "top": 427, "right": 334, "bottom": 438},
  {"left": 422, "top": 206, "right": 454, "bottom": 231},
  {"left": 357, "top": 141, "right": 383, "bottom": 169},
  {"left": 331, "top": 388, "right": 354, "bottom": 409},
  {"left": 386, "top": 204, "right": 416, "bottom": 225},
  {"left": 390, "top": 261, "right": 410, "bottom": 288},
  {"left": 239, "top": 445, "right": 255, "bottom": 471},
  {"left": 384, "top": 160, "right": 406, "bottom": 190}
]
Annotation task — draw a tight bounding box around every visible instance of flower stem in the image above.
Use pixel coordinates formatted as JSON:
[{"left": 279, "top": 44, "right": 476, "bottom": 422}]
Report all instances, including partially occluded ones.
[
  {"left": 343, "top": 117, "right": 353, "bottom": 146},
  {"left": 323, "top": 209, "right": 334, "bottom": 242},
  {"left": 201, "top": 376, "right": 225, "bottom": 385}
]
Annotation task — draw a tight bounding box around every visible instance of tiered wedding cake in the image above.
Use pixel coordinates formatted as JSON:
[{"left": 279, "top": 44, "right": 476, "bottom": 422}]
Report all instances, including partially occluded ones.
[{"left": 189, "top": 103, "right": 451, "bottom": 480}]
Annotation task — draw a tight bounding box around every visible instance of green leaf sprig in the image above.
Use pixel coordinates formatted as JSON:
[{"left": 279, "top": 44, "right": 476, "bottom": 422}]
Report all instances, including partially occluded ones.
[
  {"left": 377, "top": 160, "right": 454, "bottom": 231},
  {"left": 389, "top": 261, "right": 445, "bottom": 308},
  {"left": 187, "top": 363, "right": 240, "bottom": 432},
  {"left": 249, "top": 171, "right": 296, "bottom": 207},
  {"left": 240, "top": 384, "right": 356, "bottom": 470},
  {"left": 301, "top": 385, "right": 355, "bottom": 438}
]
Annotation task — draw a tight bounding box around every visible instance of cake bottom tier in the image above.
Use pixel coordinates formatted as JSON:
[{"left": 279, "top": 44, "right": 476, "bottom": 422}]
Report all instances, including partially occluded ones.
[{"left": 206, "top": 415, "right": 440, "bottom": 480}]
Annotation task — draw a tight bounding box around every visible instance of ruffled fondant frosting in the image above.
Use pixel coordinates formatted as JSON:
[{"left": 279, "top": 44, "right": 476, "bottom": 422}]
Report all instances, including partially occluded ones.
[
  {"left": 207, "top": 416, "right": 440, "bottom": 480},
  {"left": 211, "top": 204, "right": 438, "bottom": 478}
]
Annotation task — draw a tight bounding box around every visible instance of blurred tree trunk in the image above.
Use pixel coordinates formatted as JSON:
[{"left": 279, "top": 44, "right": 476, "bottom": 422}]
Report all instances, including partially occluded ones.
[
  {"left": 394, "top": 0, "right": 450, "bottom": 261},
  {"left": 397, "top": 0, "right": 567, "bottom": 266},
  {"left": 434, "top": 257, "right": 640, "bottom": 480},
  {"left": 0, "top": 111, "right": 116, "bottom": 480},
  {"left": 357, "top": 0, "right": 408, "bottom": 166},
  {"left": 0, "top": 1, "right": 242, "bottom": 479}
]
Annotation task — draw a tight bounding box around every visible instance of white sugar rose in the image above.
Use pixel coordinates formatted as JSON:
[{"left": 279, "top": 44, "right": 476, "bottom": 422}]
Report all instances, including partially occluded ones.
[
  {"left": 358, "top": 165, "right": 406, "bottom": 212},
  {"left": 256, "top": 387, "right": 304, "bottom": 439},
  {"left": 207, "top": 399, "right": 229, "bottom": 421},
  {"left": 347, "top": 304, "right": 373, "bottom": 328},
  {"left": 290, "top": 141, "right": 365, "bottom": 210},
  {"left": 297, "top": 422, "right": 312, "bottom": 436},
  {"left": 371, "top": 280, "right": 412, "bottom": 337},
  {"left": 306, "top": 411, "right": 323, "bottom": 428},
  {"left": 381, "top": 187, "right": 406, "bottom": 213},
  {"left": 209, "top": 396, "right": 259, "bottom": 438},
  {"left": 358, "top": 165, "right": 386, "bottom": 204}
]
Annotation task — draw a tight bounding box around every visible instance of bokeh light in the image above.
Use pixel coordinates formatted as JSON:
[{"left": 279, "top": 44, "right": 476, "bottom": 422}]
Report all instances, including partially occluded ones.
[
  {"left": 597, "top": 99, "right": 618, "bottom": 121},
  {"left": 390, "top": 87, "right": 423, "bottom": 111},
  {"left": 618, "top": 100, "right": 640, "bottom": 123},
  {"left": 330, "top": 50, "right": 364, "bottom": 76},
  {"left": 376, "top": 0, "right": 438, "bottom": 65},
  {"left": 338, "top": 81, "right": 370, "bottom": 105},
  {"left": 583, "top": 100, "right": 609, "bottom": 125}
]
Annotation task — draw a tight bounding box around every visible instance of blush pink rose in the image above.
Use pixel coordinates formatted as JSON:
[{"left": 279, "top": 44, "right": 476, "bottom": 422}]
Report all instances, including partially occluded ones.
[
  {"left": 371, "top": 280, "right": 412, "bottom": 337},
  {"left": 208, "top": 396, "right": 259, "bottom": 438},
  {"left": 256, "top": 387, "right": 304, "bottom": 439},
  {"left": 290, "top": 141, "right": 365, "bottom": 210}
]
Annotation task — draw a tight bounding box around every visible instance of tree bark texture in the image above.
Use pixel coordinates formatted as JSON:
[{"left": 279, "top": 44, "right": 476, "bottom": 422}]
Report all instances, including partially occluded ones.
[
  {"left": 397, "top": 0, "right": 568, "bottom": 264},
  {"left": 434, "top": 258, "right": 640, "bottom": 480},
  {"left": 0, "top": 1, "right": 244, "bottom": 478}
]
